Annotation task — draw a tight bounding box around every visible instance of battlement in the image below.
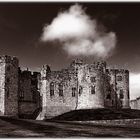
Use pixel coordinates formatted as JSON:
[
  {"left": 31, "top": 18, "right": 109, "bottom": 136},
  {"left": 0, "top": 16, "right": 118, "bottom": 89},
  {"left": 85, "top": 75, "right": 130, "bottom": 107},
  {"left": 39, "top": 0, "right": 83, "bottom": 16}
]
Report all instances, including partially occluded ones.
[
  {"left": 0, "top": 55, "right": 19, "bottom": 66},
  {"left": 19, "top": 69, "right": 40, "bottom": 79},
  {"left": 106, "top": 69, "right": 129, "bottom": 74},
  {"left": 70, "top": 58, "right": 84, "bottom": 67},
  {"left": 89, "top": 61, "right": 106, "bottom": 70},
  {"left": 41, "top": 64, "right": 51, "bottom": 72}
]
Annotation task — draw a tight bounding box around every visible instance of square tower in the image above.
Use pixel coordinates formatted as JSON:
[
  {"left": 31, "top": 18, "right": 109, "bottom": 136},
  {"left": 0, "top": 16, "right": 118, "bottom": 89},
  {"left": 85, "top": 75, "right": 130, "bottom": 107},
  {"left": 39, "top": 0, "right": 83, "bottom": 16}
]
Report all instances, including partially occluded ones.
[{"left": 0, "top": 55, "right": 19, "bottom": 116}]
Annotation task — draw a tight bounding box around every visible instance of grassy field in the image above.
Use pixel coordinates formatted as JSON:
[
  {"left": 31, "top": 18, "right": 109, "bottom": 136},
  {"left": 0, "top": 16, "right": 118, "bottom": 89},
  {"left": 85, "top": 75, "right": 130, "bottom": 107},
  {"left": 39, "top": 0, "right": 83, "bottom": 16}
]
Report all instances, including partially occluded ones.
[{"left": 0, "top": 116, "right": 140, "bottom": 137}]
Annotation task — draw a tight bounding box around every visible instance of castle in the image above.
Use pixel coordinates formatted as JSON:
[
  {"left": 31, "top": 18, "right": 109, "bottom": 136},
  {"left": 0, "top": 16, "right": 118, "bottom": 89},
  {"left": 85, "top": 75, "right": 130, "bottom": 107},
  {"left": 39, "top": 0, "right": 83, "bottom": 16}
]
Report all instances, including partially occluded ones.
[{"left": 0, "top": 55, "right": 130, "bottom": 120}]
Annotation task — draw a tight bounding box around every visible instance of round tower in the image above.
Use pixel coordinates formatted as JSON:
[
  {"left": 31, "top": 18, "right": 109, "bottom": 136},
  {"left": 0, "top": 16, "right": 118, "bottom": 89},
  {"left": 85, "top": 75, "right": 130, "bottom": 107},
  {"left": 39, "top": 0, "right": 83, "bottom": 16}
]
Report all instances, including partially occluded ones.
[{"left": 76, "top": 61, "right": 106, "bottom": 109}]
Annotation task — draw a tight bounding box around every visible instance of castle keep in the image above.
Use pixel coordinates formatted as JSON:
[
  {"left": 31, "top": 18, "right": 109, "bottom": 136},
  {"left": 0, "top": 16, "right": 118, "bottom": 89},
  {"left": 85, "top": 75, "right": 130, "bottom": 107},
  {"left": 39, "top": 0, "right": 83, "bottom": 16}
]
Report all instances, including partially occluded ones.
[{"left": 0, "top": 55, "right": 130, "bottom": 119}]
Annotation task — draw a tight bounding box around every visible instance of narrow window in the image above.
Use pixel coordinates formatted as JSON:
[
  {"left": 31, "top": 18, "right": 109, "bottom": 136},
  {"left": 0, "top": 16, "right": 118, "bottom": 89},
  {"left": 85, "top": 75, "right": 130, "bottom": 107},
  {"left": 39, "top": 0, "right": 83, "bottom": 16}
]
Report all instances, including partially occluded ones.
[
  {"left": 91, "top": 86, "right": 95, "bottom": 94},
  {"left": 120, "top": 89, "right": 124, "bottom": 99},
  {"left": 7, "top": 66, "right": 10, "bottom": 71},
  {"left": 106, "top": 94, "right": 111, "bottom": 100},
  {"left": 117, "top": 76, "right": 122, "bottom": 81},
  {"left": 112, "top": 100, "right": 114, "bottom": 105},
  {"left": 7, "top": 78, "right": 10, "bottom": 83},
  {"left": 50, "top": 82, "right": 54, "bottom": 96},
  {"left": 19, "top": 91, "right": 24, "bottom": 100},
  {"left": 59, "top": 83, "right": 63, "bottom": 96},
  {"left": 32, "top": 90, "right": 36, "bottom": 101},
  {"left": 79, "top": 86, "right": 83, "bottom": 95},
  {"left": 72, "top": 87, "right": 76, "bottom": 97},
  {"left": 90, "top": 77, "right": 96, "bottom": 83},
  {"left": 7, "top": 88, "right": 9, "bottom": 98}
]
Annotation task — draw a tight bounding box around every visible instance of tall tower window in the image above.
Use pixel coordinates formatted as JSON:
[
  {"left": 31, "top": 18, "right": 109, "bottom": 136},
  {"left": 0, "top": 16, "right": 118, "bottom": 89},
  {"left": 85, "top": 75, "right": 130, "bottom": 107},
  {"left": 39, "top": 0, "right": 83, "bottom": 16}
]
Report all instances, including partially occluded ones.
[
  {"left": 120, "top": 89, "right": 124, "bottom": 99},
  {"left": 72, "top": 87, "right": 76, "bottom": 97},
  {"left": 79, "top": 86, "right": 83, "bottom": 95},
  {"left": 59, "top": 83, "right": 63, "bottom": 96},
  {"left": 7, "top": 88, "right": 9, "bottom": 98},
  {"left": 106, "top": 94, "right": 111, "bottom": 100},
  {"left": 91, "top": 86, "right": 95, "bottom": 94},
  {"left": 90, "top": 77, "right": 96, "bottom": 83},
  {"left": 50, "top": 82, "right": 54, "bottom": 96},
  {"left": 19, "top": 90, "right": 24, "bottom": 100},
  {"left": 7, "top": 78, "right": 10, "bottom": 83}
]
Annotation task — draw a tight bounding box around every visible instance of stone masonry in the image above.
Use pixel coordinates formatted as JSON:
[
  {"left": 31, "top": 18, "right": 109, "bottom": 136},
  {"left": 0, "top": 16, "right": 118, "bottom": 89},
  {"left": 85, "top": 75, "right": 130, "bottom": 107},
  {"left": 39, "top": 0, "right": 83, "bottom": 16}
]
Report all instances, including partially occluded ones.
[
  {"left": 39, "top": 59, "right": 130, "bottom": 119},
  {"left": 0, "top": 55, "right": 130, "bottom": 119}
]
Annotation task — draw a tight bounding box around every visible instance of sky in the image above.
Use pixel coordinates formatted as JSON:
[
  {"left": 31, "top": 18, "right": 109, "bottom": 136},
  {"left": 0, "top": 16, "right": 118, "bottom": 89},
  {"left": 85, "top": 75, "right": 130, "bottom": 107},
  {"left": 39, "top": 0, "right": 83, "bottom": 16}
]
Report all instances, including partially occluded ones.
[{"left": 0, "top": 2, "right": 140, "bottom": 99}]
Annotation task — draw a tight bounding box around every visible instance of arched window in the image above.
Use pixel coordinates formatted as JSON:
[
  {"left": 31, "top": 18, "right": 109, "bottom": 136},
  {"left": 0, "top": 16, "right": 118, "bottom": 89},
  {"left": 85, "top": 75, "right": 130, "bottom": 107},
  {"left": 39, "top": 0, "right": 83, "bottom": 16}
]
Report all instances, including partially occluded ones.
[
  {"left": 19, "top": 90, "right": 24, "bottom": 100},
  {"left": 120, "top": 89, "right": 124, "bottom": 99},
  {"left": 106, "top": 94, "right": 111, "bottom": 100},
  {"left": 50, "top": 82, "right": 54, "bottom": 96},
  {"left": 59, "top": 83, "right": 63, "bottom": 96},
  {"left": 79, "top": 86, "right": 83, "bottom": 95},
  {"left": 91, "top": 86, "right": 95, "bottom": 94},
  {"left": 72, "top": 87, "right": 76, "bottom": 97},
  {"left": 90, "top": 77, "right": 96, "bottom": 83}
]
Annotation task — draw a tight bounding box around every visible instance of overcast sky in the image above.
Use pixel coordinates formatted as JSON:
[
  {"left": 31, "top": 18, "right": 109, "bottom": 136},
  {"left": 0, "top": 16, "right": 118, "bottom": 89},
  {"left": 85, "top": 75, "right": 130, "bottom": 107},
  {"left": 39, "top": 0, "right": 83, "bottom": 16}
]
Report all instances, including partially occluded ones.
[{"left": 0, "top": 2, "right": 140, "bottom": 99}]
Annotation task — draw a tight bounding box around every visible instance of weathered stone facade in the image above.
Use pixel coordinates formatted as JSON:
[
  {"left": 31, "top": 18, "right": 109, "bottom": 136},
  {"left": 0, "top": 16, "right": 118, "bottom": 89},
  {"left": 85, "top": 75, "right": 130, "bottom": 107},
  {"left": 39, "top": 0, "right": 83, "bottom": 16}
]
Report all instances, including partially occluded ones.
[
  {"left": 0, "top": 56, "right": 130, "bottom": 119},
  {"left": 39, "top": 59, "right": 130, "bottom": 119},
  {"left": 0, "top": 55, "right": 41, "bottom": 118},
  {"left": 18, "top": 69, "right": 41, "bottom": 117},
  {"left": 106, "top": 69, "right": 130, "bottom": 109}
]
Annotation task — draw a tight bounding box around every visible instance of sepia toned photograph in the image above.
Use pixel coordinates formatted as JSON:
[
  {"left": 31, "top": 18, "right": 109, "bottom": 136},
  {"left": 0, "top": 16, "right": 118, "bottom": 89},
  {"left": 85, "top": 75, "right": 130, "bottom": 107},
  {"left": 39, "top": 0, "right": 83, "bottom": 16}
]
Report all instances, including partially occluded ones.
[{"left": 0, "top": 1, "right": 140, "bottom": 137}]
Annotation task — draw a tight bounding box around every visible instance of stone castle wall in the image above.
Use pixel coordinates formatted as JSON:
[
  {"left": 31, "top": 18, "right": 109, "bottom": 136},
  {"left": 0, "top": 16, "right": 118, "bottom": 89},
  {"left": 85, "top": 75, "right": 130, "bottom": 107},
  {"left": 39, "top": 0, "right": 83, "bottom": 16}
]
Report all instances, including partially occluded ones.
[
  {"left": 18, "top": 69, "right": 41, "bottom": 116},
  {"left": 40, "top": 65, "right": 77, "bottom": 119},
  {"left": 0, "top": 55, "right": 130, "bottom": 119},
  {"left": 39, "top": 59, "right": 130, "bottom": 119}
]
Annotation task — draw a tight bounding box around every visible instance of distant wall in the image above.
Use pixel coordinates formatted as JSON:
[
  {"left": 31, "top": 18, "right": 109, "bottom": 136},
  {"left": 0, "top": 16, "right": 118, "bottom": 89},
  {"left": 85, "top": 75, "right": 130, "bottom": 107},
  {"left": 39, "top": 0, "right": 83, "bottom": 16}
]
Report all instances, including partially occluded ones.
[{"left": 130, "top": 98, "right": 140, "bottom": 110}]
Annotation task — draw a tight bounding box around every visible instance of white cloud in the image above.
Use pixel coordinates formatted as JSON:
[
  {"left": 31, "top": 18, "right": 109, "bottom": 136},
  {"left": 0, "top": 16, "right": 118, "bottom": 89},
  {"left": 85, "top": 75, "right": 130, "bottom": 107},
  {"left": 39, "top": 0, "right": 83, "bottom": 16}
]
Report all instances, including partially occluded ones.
[
  {"left": 40, "top": 4, "right": 117, "bottom": 59},
  {"left": 130, "top": 73, "right": 140, "bottom": 100}
]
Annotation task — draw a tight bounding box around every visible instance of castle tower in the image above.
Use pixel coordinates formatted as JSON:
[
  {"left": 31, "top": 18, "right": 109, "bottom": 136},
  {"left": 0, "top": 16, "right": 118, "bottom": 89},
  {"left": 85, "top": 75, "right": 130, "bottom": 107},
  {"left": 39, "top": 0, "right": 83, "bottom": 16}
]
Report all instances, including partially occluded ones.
[
  {"left": 107, "top": 69, "right": 130, "bottom": 109},
  {"left": 0, "top": 55, "right": 19, "bottom": 116},
  {"left": 76, "top": 61, "right": 106, "bottom": 109},
  {"left": 116, "top": 70, "right": 130, "bottom": 109}
]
